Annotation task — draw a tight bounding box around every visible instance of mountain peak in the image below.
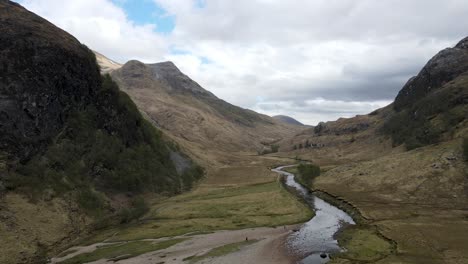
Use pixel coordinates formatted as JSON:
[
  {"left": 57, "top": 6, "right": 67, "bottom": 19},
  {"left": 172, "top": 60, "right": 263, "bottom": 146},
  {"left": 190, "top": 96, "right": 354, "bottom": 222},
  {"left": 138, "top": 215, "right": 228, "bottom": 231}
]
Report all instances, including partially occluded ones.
[
  {"left": 147, "top": 61, "right": 214, "bottom": 96},
  {"left": 455, "top": 36, "right": 468, "bottom": 49}
]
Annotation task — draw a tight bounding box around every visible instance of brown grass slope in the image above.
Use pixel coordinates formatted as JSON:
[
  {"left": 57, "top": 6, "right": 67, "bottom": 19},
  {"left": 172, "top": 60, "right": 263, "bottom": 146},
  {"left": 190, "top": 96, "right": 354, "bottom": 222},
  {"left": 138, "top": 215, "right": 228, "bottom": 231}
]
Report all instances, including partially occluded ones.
[
  {"left": 105, "top": 59, "right": 302, "bottom": 167},
  {"left": 277, "top": 37, "right": 468, "bottom": 263}
]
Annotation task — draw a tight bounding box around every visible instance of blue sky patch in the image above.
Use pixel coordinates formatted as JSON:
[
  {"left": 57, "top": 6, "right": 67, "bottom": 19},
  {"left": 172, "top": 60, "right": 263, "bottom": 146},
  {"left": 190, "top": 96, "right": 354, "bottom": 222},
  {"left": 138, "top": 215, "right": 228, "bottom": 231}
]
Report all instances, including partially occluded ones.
[{"left": 112, "top": 0, "right": 175, "bottom": 33}]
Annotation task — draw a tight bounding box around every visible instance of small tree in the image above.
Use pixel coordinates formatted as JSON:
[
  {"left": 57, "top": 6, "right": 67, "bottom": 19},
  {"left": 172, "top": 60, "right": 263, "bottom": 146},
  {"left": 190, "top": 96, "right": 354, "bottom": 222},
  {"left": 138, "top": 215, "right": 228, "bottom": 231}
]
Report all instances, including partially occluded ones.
[
  {"left": 271, "top": 145, "right": 279, "bottom": 153},
  {"left": 297, "top": 163, "right": 321, "bottom": 187}
]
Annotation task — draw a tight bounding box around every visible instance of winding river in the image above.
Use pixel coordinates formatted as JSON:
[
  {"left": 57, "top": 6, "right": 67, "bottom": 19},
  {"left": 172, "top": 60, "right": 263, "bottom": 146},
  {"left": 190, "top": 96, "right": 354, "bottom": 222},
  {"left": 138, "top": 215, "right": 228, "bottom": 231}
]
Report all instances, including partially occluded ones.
[{"left": 272, "top": 166, "right": 355, "bottom": 264}]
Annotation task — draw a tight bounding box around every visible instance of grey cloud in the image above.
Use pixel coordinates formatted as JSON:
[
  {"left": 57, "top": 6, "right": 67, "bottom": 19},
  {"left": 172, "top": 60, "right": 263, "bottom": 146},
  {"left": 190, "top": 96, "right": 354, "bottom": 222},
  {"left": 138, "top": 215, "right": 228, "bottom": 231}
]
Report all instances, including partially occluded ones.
[{"left": 18, "top": 0, "right": 468, "bottom": 124}]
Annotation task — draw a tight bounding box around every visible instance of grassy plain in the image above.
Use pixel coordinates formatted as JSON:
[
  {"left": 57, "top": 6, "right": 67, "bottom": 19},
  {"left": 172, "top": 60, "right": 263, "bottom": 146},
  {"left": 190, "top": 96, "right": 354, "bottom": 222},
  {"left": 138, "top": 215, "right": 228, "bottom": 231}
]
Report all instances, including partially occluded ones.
[{"left": 58, "top": 158, "right": 312, "bottom": 262}]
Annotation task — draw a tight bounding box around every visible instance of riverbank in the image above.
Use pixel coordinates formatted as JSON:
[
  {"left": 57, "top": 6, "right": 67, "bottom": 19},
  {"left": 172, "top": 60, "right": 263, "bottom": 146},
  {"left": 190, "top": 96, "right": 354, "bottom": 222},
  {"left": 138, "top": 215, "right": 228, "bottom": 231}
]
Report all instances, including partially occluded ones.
[
  {"left": 53, "top": 224, "right": 301, "bottom": 264},
  {"left": 277, "top": 165, "right": 397, "bottom": 263}
]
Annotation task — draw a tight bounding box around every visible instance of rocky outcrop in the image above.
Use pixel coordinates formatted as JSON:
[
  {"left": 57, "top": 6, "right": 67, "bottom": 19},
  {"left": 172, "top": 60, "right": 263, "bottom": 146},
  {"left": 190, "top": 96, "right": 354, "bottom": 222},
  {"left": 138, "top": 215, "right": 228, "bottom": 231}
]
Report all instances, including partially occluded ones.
[
  {"left": 0, "top": 1, "right": 101, "bottom": 160},
  {"left": 394, "top": 37, "right": 468, "bottom": 111}
]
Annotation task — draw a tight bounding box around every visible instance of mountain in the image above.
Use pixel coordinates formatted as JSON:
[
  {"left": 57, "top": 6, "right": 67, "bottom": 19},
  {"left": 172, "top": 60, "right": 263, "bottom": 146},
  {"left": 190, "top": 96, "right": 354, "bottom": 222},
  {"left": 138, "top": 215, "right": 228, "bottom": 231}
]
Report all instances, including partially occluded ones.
[
  {"left": 273, "top": 115, "right": 305, "bottom": 126},
  {"left": 94, "top": 50, "right": 122, "bottom": 74},
  {"left": 277, "top": 37, "right": 468, "bottom": 263},
  {"left": 0, "top": 2, "right": 201, "bottom": 263},
  {"left": 107, "top": 59, "right": 302, "bottom": 166}
]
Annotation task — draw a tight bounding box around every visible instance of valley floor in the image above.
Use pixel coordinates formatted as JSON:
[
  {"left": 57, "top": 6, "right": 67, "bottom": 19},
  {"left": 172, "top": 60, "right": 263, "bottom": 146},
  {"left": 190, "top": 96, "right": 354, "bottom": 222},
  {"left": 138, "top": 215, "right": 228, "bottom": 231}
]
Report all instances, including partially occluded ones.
[
  {"left": 53, "top": 155, "right": 311, "bottom": 264},
  {"left": 51, "top": 139, "right": 468, "bottom": 264}
]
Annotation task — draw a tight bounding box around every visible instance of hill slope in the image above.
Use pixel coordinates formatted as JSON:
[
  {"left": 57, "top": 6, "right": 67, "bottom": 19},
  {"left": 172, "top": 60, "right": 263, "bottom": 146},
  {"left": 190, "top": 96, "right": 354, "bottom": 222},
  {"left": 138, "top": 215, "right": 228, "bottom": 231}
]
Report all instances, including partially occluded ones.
[
  {"left": 273, "top": 115, "right": 305, "bottom": 126},
  {"left": 0, "top": 2, "right": 201, "bottom": 263},
  {"left": 277, "top": 37, "right": 468, "bottom": 263},
  {"left": 107, "top": 59, "right": 302, "bottom": 166}
]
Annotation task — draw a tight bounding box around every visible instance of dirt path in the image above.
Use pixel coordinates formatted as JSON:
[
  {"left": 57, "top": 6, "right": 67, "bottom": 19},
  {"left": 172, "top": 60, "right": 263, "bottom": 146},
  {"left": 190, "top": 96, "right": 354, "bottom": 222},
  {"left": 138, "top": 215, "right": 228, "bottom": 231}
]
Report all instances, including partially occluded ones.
[{"left": 53, "top": 224, "right": 301, "bottom": 264}]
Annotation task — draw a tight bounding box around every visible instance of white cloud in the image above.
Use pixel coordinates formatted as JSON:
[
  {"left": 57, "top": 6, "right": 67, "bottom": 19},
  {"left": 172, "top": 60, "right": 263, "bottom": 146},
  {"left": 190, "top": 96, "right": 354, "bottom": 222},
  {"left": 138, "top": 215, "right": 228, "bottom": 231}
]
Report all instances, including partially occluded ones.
[
  {"left": 19, "top": 0, "right": 169, "bottom": 63},
  {"left": 17, "top": 0, "right": 468, "bottom": 125}
]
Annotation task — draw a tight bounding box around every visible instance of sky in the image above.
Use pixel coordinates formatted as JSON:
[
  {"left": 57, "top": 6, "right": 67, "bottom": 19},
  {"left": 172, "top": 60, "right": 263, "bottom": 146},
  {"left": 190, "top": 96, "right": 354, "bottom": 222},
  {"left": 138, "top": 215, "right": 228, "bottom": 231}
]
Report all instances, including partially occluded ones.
[{"left": 16, "top": 0, "right": 468, "bottom": 125}]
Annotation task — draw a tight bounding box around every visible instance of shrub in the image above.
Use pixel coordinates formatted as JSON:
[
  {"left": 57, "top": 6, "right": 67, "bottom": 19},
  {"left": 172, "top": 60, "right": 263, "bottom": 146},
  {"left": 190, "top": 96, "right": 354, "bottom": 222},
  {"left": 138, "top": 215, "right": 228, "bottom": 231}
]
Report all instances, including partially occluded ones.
[
  {"left": 296, "top": 163, "right": 321, "bottom": 187},
  {"left": 118, "top": 196, "right": 150, "bottom": 224},
  {"left": 463, "top": 138, "right": 468, "bottom": 162}
]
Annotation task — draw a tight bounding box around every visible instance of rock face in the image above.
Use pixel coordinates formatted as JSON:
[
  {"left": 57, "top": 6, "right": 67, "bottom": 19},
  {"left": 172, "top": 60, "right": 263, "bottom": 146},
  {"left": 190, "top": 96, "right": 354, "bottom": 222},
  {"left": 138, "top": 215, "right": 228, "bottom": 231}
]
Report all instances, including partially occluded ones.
[
  {"left": 273, "top": 115, "right": 305, "bottom": 126},
  {"left": 394, "top": 37, "right": 468, "bottom": 111},
  {"left": 0, "top": 1, "right": 101, "bottom": 159}
]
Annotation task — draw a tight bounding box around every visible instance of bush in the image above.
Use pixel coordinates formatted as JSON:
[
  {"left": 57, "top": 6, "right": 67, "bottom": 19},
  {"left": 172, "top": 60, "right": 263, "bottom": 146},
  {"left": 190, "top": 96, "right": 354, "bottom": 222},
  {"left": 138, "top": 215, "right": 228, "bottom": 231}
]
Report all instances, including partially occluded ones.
[
  {"left": 463, "top": 138, "right": 468, "bottom": 162},
  {"left": 296, "top": 163, "right": 321, "bottom": 187},
  {"left": 118, "top": 196, "right": 150, "bottom": 224}
]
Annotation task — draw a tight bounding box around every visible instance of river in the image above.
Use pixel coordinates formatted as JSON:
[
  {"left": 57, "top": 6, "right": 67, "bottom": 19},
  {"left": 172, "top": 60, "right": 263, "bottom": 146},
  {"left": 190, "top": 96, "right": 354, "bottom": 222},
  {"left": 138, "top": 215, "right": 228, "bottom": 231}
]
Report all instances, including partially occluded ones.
[{"left": 272, "top": 166, "right": 355, "bottom": 264}]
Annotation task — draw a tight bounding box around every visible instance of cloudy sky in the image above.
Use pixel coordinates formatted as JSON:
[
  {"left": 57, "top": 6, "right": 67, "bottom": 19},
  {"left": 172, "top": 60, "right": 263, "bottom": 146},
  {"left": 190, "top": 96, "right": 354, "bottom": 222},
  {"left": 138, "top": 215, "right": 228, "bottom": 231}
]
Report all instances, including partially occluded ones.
[{"left": 17, "top": 0, "right": 468, "bottom": 125}]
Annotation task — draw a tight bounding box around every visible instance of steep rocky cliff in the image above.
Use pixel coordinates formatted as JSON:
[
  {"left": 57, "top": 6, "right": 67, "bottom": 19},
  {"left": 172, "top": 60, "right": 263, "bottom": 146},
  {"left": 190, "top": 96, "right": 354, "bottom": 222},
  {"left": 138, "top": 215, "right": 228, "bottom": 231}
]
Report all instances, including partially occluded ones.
[
  {"left": 0, "top": 1, "right": 100, "bottom": 160},
  {"left": 0, "top": 2, "right": 203, "bottom": 263},
  {"left": 394, "top": 37, "right": 468, "bottom": 111}
]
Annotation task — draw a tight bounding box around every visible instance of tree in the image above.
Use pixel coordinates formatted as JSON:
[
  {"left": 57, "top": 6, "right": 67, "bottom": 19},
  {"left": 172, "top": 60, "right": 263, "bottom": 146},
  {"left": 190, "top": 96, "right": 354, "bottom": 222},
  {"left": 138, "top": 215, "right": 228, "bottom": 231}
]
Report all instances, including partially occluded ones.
[{"left": 297, "top": 163, "right": 321, "bottom": 187}]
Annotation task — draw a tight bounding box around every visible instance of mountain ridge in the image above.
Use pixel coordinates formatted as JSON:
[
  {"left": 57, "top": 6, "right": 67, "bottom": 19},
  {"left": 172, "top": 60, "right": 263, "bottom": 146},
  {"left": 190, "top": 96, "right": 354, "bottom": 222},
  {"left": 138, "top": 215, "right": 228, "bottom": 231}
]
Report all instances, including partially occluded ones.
[
  {"left": 106, "top": 57, "right": 302, "bottom": 167},
  {"left": 273, "top": 115, "right": 305, "bottom": 126}
]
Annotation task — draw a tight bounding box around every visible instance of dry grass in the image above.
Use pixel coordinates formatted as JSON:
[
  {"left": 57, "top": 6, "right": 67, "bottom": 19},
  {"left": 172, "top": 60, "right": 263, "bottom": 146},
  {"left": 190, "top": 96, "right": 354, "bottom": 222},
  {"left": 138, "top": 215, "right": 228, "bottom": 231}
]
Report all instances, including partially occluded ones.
[
  {"left": 315, "top": 139, "right": 468, "bottom": 263},
  {"left": 0, "top": 194, "right": 89, "bottom": 264}
]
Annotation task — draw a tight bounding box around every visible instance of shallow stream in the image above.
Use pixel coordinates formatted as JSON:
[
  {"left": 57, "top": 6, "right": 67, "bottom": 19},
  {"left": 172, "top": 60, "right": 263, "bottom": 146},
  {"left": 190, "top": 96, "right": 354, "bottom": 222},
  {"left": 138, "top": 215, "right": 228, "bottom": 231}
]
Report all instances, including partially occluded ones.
[{"left": 272, "top": 166, "right": 355, "bottom": 264}]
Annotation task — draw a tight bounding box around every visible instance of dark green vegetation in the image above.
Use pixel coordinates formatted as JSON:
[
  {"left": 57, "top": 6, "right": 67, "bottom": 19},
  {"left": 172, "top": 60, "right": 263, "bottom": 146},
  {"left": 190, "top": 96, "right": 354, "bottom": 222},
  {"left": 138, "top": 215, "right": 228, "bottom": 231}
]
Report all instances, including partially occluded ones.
[
  {"left": 463, "top": 138, "right": 468, "bottom": 162},
  {"left": 0, "top": 0, "right": 203, "bottom": 234},
  {"left": 61, "top": 239, "right": 185, "bottom": 264},
  {"left": 258, "top": 144, "right": 279, "bottom": 155},
  {"left": 295, "top": 163, "right": 320, "bottom": 187},
  {"left": 6, "top": 75, "right": 202, "bottom": 199},
  {"left": 383, "top": 78, "right": 467, "bottom": 150},
  {"left": 383, "top": 37, "right": 468, "bottom": 150},
  {"left": 184, "top": 240, "right": 258, "bottom": 263}
]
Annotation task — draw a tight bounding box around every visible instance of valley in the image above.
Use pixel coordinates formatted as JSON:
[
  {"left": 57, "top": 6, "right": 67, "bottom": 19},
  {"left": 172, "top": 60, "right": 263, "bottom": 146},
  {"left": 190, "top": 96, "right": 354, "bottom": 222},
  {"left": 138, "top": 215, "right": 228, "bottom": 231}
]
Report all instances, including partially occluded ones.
[{"left": 0, "top": 1, "right": 467, "bottom": 264}]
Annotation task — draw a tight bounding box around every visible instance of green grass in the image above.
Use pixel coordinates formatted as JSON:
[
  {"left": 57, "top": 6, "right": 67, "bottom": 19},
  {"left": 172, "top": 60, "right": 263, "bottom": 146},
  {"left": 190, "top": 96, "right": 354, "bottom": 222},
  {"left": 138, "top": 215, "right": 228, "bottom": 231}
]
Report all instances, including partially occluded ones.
[
  {"left": 335, "top": 225, "right": 394, "bottom": 262},
  {"left": 84, "top": 179, "right": 313, "bottom": 244},
  {"left": 283, "top": 166, "right": 298, "bottom": 175},
  {"left": 184, "top": 240, "right": 258, "bottom": 263},
  {"left": 60, "top": 239, "right": 185, "bottom": 264}
]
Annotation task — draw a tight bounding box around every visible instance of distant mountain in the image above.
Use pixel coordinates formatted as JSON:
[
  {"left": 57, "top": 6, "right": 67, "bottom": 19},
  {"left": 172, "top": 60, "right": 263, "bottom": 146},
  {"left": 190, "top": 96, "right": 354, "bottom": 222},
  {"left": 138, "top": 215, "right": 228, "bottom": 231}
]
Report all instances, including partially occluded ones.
[
  {"left": 106, "top": 58, "right": 302, "bottom": 166},
  {"left": 273, "top": 115, "right": 305, "bottom": 126},
  {"left": 94, "top": 50, "right": 122, "bottom": 74}
]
